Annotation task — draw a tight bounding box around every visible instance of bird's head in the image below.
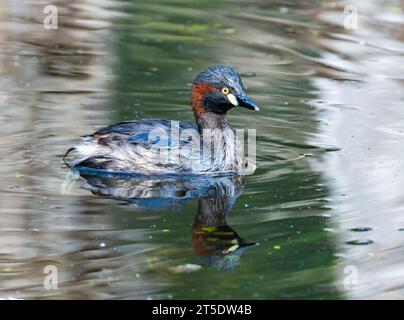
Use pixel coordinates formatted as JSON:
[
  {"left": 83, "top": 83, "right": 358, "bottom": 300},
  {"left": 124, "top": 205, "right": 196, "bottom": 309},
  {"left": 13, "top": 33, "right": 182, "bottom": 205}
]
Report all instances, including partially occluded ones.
[{"left": 191, "top": 65, "right": 259, "bottom": 117}]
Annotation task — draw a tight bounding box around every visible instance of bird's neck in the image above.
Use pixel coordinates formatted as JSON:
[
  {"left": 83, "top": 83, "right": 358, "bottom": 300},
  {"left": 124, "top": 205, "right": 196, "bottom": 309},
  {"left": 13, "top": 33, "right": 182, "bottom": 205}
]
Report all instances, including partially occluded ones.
[
  {"left": 196, "top": 112, "right": 230, "bottom": 133},
  {"left": 191, "top": 82, "right": 232, "bottom": 133}
]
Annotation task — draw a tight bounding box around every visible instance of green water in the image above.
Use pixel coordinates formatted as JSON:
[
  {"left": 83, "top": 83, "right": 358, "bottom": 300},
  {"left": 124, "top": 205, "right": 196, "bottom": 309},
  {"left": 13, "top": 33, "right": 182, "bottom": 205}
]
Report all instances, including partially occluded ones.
[{"left": 0, "top": 0, "right": 404, "bottom": 299}]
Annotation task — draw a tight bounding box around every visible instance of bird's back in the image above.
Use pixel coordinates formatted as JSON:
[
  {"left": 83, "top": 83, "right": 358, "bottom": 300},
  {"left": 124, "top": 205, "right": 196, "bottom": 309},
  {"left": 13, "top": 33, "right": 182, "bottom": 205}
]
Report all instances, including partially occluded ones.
[{"left": 65, "top": 119, "right": 205, "bottom": 174}]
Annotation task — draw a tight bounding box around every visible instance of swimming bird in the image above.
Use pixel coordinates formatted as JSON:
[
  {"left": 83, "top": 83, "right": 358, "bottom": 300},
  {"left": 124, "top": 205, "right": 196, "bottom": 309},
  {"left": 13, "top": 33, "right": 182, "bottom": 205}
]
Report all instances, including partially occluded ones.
[{"left": 64, "top": 65, "right": 259, "bottom": 175}]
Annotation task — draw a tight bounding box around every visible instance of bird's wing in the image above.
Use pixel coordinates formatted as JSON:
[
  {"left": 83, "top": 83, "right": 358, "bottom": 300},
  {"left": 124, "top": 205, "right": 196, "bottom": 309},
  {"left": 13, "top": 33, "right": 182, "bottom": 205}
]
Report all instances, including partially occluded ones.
[{"left": 90, "top": 119, "right": 198, "bottom": 149}]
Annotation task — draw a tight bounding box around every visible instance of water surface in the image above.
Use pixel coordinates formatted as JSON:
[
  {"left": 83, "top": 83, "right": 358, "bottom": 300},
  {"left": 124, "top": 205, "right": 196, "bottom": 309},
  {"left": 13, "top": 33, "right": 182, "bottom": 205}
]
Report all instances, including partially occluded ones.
[{"left": 0, "top": 0, "right": 404, "bottom": 299}]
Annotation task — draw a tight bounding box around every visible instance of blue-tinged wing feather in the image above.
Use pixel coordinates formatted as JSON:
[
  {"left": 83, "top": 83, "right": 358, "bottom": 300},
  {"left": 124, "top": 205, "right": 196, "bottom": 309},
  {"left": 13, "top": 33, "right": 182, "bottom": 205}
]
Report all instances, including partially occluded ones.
[
  {"left": 66, "top": 119, "right": 203, "bottom": 172},
  {"left": 92, "top": 119, "right": 197, "bottom": 148}
]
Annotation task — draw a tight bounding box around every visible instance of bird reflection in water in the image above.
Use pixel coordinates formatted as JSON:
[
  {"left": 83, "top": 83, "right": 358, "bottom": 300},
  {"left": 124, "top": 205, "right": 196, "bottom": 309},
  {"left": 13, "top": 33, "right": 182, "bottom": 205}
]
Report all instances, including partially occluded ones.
[{"left": 77, "top": 172, "right": 258, "bottom": 271}]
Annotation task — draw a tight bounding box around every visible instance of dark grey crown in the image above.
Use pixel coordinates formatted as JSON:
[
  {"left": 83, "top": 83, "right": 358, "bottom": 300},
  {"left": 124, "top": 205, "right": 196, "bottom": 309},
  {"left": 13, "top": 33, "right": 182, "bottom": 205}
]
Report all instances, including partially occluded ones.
[{"left": 193, "top": 65, "right": 244, "bottom": 95}]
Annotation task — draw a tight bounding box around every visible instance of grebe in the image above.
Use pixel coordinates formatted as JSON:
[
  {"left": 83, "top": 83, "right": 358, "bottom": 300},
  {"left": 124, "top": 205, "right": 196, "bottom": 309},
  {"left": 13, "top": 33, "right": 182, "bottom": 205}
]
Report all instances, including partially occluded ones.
[{"left": 64, "top": 65, "right": 259, "bottom": 175}]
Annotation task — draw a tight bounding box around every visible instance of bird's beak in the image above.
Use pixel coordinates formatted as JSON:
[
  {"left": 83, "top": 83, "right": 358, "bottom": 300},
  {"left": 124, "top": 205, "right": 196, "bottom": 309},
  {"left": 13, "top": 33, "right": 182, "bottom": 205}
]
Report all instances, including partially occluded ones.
[{"left": 237, "top": 95, "right": 260, "bottom": 112}]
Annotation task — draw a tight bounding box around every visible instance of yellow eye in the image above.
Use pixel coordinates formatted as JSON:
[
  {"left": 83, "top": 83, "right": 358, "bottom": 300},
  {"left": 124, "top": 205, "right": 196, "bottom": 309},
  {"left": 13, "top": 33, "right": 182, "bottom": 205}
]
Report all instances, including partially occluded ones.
[{"left": 221, "top": 87, "right": 230, "bottom": 95}]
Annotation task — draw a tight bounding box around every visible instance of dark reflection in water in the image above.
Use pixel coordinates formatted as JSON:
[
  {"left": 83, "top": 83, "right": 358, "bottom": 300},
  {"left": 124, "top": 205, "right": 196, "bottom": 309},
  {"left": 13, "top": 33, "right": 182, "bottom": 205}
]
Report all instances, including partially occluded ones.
[
  {"left": 193, "top": 197, "right": 257, "bottom": 272},
  {"left": 80, "top": 173, "right": 257, "bottom": 272}
]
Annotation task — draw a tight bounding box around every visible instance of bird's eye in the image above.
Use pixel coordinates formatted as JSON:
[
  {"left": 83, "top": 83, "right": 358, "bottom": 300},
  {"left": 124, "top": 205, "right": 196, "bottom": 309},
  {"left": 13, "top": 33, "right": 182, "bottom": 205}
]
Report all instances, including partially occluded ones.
[{"left": 221, "top": 87, "right": 230, "bottom": 95}]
